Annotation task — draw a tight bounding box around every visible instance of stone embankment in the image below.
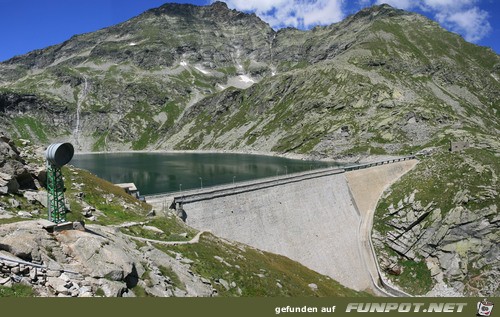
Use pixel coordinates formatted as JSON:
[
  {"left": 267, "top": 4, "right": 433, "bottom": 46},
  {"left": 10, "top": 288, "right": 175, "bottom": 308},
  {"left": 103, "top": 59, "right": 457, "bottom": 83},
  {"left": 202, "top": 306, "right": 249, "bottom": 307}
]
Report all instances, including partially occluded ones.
[{"left": 0, "top": 253, "right": 49, "bottom": 290}]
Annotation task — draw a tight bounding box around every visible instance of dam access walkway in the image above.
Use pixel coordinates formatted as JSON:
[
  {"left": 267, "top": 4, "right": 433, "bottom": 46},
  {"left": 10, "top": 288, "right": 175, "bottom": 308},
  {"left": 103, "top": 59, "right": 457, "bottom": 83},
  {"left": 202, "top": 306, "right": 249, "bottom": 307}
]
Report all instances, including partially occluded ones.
[{"left": 146, "top": 156, "right": 417, "bottom": 295}]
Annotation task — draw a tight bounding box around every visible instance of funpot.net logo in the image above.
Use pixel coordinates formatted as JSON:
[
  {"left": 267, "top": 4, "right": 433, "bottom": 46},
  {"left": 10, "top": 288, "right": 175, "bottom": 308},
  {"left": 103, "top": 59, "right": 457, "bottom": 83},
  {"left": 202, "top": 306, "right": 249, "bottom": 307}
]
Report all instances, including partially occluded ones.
[{"left": 477, "top": 299, "right": 494, "bottom": 316}]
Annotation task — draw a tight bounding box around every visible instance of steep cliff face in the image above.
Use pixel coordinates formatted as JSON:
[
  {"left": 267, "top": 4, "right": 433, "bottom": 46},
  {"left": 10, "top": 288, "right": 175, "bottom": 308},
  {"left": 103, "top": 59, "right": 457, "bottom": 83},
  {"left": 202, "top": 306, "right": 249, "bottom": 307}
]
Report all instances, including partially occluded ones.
[{"left": 0, "top": 2, "right": 498, "bottom": 296}]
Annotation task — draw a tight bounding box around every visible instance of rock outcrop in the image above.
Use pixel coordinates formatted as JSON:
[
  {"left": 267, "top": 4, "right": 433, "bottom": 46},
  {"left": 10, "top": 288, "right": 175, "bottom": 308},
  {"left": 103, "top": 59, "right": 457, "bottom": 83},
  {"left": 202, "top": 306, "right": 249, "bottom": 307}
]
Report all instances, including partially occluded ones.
[
  {"left": 0, "top": 135, "right": 37, "bottom": 194},
  {"left": 372, "top": 149, "right": 499, "bottom": 296},
  {"left": 0, "top": 220, "right": 214, "bottom": 297}
]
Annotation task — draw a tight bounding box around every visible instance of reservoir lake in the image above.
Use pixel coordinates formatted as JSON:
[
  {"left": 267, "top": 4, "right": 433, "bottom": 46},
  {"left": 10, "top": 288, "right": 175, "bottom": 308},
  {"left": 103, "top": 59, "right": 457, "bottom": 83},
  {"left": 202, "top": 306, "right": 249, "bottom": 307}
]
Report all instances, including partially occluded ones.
[{"left": 71, "top": 152, "right": 340, "bottom": 195}]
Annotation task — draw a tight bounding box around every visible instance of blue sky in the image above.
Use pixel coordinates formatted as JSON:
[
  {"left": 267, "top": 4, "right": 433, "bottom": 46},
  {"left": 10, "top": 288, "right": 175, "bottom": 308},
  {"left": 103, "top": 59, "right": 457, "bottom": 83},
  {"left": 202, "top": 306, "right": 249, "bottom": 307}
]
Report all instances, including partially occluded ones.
[{"left": 0, "top": 0, "right": 499, "bottom": 62}]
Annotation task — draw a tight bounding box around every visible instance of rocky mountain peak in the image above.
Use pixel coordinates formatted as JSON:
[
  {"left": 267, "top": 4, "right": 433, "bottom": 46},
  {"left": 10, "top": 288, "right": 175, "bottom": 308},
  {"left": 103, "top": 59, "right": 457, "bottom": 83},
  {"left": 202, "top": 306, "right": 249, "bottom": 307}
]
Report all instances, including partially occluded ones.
[
  {"left": 342, "top": 3, "right": 410, "bottom": 26},
  {"left": 148, "top": 1, "right": 260, "bottom": 25},
  {"left": 210, "top": 1, "right": 229, "bottom": 11},
  {"left": 361, "top": 3, "right": 406, "bottom": 15}
]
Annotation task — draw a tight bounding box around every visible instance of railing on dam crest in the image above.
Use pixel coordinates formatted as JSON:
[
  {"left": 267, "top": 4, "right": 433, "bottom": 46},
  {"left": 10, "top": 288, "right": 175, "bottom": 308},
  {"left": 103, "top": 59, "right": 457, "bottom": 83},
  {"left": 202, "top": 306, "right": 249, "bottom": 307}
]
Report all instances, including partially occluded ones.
[{"left": 145, "top": 155, "right": 416, "bottom": 209}]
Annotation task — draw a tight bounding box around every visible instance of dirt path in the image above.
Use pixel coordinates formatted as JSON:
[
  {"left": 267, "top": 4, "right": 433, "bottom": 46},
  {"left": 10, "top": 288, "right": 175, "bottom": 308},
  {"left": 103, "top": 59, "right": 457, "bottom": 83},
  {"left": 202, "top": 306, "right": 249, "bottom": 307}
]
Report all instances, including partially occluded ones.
[{"left": 122, "top": 230, "right": 207, "bottom": 246}]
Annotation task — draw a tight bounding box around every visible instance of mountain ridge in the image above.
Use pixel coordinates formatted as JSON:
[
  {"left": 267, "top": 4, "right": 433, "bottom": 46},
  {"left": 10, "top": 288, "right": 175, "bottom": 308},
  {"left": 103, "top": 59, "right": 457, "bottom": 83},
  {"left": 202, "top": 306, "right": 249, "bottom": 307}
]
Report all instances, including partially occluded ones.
[{"left": 0, "top": 2, "right": 498, "bottom": 296}]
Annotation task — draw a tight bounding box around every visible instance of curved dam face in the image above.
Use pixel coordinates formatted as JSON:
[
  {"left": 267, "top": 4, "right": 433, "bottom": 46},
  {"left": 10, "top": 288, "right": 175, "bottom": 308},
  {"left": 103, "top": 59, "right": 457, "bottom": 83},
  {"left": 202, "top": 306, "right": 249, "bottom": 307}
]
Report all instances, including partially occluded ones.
[
  {"left": 185, "top": 172, "right": 368, "bottom": 290},
  {"left": 170, "top": 160, "right": 418, "bottom": 292}
]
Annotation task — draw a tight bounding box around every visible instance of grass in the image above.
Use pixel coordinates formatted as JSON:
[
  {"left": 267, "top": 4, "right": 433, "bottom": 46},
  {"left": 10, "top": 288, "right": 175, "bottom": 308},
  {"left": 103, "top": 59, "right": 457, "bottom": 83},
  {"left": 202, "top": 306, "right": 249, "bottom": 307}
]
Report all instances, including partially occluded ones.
[
  {"left": 218, "top": 65, "right": 238, "bottom": 76},
  {"left": 0, "top": 284, "right": 35, "bottom": 297},
  {"left": 376, "top": 148, "right": 498, "bottom": 221},
  {"left": 163, "top": 101, "right": 182, "bottom": 127},
  {"left": 341, "top": 144, "right": 388, "bottom": 156},
  {"left": 158, "top": 265, "right": 185, "bottom": 291},
  {"left": 370, "top": 20, "right": 430, "bottom": 64},
  {"left": 122, "top": 101, "right": 161, "bottom": 150},
  {"left": 132, "top": 124, "right": 160, "bottom": 150},
  {"left": 0, "top": 193, "right": 44, "bottom": 216},
  {"left": 92, "top": 131, "right": 108, "bottom": 152},
  {"left": 12, "top": 116, "right": 49, "bottom": 143},
  {"left": 157, "top": 232, "right": 369, "bottom": 297},
  {"left": 173, "top": 69, "right": 216, "bottom": 91},
  {"left": 271, "top": 127, "right": 322, "bottom": 154},
  {"left": 62, "top": 166, "right": 151, "bottom": 225},
  {"left": 95, "top": 288, "right": 105, "bottom": 297},
  {"left": 386, "top": 251, "right": 433, "bottom": 295},
  {"left": 278, "top": 60, "right": 310, "bottom": 72},
  {"left": 0, "top": 217, "right": 27, "bottom": 225},
  {"left": 130, "top": 284, "right": 150, "bottom": 297}
]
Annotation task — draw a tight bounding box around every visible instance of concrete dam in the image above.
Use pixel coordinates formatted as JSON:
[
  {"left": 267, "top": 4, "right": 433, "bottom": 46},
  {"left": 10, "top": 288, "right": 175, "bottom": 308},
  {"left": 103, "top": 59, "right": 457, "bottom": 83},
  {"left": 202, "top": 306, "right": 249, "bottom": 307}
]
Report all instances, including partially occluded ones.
[{"left": 147, "top": 158, "right": 418, "bottom": 293}]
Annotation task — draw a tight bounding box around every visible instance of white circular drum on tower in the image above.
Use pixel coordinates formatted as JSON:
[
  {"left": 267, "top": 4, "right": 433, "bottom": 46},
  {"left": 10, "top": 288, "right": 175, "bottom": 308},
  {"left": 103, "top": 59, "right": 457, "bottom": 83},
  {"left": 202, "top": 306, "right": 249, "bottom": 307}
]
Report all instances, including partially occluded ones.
[{"left": 46, "top": 143, "right": 74, "bottom": 167}]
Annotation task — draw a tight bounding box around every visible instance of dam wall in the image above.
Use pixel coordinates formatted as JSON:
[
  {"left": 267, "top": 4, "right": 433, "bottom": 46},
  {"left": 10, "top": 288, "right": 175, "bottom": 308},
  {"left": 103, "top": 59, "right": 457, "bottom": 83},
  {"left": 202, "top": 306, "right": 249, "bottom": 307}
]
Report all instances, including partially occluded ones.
[
  {"left": 147, "top": 157, "right": 418, "bottom": 293},
  {"left": 182, "top": 171, "right": 371, "bottom": 291},
  {"left": 346, "top": 160, "right": 418, "bottom": 295}
]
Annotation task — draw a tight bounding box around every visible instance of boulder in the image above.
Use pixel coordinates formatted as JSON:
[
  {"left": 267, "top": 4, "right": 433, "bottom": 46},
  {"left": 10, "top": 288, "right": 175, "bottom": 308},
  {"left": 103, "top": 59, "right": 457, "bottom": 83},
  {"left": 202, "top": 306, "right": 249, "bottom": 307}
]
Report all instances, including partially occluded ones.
[
  {"left": 308, "top": 283, "right": 318, "bottom": 291},
  {"left": 47, "top": 276, "right": 70, "bottom": 295},
  {"left": 99, "top": 280, "right": 127, "bottom": 297},
  {"left": 0, "top": 160, "right": 36, "bottom": 190},
  {"left": 8, "top": 198, "right": 20, "bottom": 208},
  {"left": 35, "top": 169, "right": 47, "bottom": 188},
  {"left": 0, "top": 172, "right": 19, "bottom": 194},
  {"left": 15, "top": 169, "right": 37, "bottom": 190},
  {"left": 142, "top": 225, "right": 163, "bottom": 234},
  {"left": 72, "top": 221, "right": 85, "bottom": 231},
  {"left": 23, "top": 190, "right": 48, "bottom": 207},
  {"left": 55, "top": 229, "right": 139, "bottom": 281},
  {"left": 0, "top": 276, "right": 10, "bottom": 285},
  {"left": 17, "top": 211, "right": 32, "bottom": 218},
  {"left": 201, "top": 277, "right": 211, "bottom": 285},
  {"left": 216, "top": 278, "right": 230, "bottom": 290},
  {"left": 0, "top": 220, "right": 221, "bottom": 297},
  {"left": 437, "top": 252, "right": 463, "bottom": 278},
  {"left": 0, "top": 223, "right": 46, "bottom": 262},
  {"left": 141, "top": 247, "right": 213, "bottom": 297},
  {"left": 0, "top": 137, "right": 20, "bottom": 160},
  {"left": 29, "top": 267, "right": 37, "bottom": 281},
  {"left": 121, "top": 289, "right": 136, "bottom": 297},
  {"left": 388, "top": 265, "right": 403, "bottom": 276},
  {"left": 82, "top": 206, "right": 94, "bottom": 217}
]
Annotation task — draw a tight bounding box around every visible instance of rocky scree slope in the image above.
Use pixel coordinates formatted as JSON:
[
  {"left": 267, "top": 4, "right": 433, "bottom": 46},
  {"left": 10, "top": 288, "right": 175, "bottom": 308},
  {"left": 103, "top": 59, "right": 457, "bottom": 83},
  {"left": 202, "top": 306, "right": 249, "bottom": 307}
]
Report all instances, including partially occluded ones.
[
  {"left": 0, "top": 136, "right": 364, "bottom": 297},
  {"left": 0, "top": 2, "right": 498, "bottom": 296}
]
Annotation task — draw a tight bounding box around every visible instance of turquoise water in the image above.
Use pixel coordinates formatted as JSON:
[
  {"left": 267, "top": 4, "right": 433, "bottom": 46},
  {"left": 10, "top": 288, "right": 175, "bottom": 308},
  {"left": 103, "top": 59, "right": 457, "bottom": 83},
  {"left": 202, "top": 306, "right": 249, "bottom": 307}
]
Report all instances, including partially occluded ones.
[{"left": 71, "top": 152, "right": 339, "bottom": 195}]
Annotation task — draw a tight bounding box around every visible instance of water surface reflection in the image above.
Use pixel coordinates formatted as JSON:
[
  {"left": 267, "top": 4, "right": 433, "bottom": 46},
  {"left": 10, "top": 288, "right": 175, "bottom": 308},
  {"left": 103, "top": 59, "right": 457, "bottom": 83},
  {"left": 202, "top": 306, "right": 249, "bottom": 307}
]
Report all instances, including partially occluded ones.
[{"left": 71, "top": 152, "right": 338, "bottom": 195}]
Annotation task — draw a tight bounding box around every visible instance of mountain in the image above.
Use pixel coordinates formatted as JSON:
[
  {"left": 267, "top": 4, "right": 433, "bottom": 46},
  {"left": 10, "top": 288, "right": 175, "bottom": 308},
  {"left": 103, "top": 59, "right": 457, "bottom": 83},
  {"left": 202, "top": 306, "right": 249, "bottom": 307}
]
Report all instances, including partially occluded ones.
[
  {"left": 0, "top": 2, "right": 498, "bottom": 296},
  {"left": 1, "top": 2, "right": 497, "bottom": 154}
]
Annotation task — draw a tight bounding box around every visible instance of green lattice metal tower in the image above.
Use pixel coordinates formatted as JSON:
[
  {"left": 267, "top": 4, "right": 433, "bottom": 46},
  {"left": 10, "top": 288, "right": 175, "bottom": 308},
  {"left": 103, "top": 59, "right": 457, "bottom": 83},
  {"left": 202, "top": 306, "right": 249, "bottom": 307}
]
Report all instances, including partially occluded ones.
[{"left": 46, "top": 143, "right": 74, "bottom": 223}]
